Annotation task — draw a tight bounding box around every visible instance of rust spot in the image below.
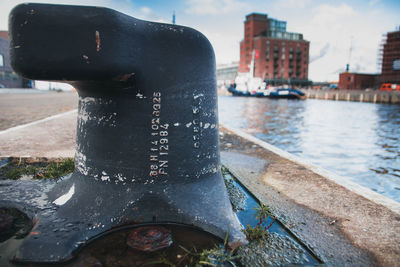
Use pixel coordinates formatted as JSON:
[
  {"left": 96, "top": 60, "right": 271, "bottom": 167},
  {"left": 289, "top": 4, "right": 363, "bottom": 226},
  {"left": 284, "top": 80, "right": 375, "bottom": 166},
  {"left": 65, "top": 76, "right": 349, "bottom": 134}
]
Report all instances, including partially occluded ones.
[
  {"left": 126, "top": 226, "right": 173, "bottom": 252},
  {"left": 32, "top": 218, "right": 40, "bottom": 228},
  {"left": 82, "top": 55, "right": 90, "bottom": 64},
  {"left": 113, "top": 73, "right": 135, "bottom": 82},
  {"left": 95, "top": 30, "right": 101, "bottom": 52}
]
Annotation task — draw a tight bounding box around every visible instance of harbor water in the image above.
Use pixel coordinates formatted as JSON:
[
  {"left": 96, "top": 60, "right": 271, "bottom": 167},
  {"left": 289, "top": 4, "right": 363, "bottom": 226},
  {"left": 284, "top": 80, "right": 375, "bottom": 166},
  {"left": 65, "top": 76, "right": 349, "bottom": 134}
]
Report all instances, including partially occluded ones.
[{"left": 218, "top": 96, "right": 400, "bottom": 202}]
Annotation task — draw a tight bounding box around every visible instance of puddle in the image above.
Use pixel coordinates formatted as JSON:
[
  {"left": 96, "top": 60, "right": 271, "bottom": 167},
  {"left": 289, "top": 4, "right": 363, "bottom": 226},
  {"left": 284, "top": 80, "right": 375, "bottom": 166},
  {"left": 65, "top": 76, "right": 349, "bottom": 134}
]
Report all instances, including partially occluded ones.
[
  {"left": 223, "top": 168, "right": 322, "bottom": 266},
  {"left": 0, "top": 208, "right": 33, "bottom": 265},
  {"left": 0, "top": 208, "right": 32, "bottom": 243},
  {"left": 1, "top": 224, "right": 229, "bottom": 266},
  {"left": 0, "top": 162, "right": 323, "bottom": 266},
  {"left": 69, "top": 224, "right": 227, "bottom": 266}
]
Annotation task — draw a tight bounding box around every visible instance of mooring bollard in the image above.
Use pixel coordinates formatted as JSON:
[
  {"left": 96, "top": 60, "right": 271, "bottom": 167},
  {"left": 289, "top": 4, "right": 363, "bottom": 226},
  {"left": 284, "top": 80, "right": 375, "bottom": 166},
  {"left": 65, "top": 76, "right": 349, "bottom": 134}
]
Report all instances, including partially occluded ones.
[{"left": 8, "top": 3, "right": 244, "bottom": 263}]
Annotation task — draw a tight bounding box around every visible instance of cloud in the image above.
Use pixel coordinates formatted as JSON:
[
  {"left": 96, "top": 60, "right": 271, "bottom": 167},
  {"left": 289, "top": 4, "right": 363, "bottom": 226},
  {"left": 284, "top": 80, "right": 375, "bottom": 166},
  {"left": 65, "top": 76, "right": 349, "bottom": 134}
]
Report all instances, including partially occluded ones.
[
  {"left": 140, "top": 6, "right": 152, "bottom": 16},
  {"left": 369, "top": 0, "right": 380, "bottom": 6},
  {"left": 311, "top": 4, "right": 356, "bottom": 28},
  {"left": 200, "top": 28, "right": 240, "bottom": 64},
  {"left": 309, "top": 43, "right": 330, "bottom": 63},
  {"left": 331, "top": 67, "right": 346, "bottom": 75},
  {"left": 294, "top": 3, "right": 386, "bottom": 81},
  {"left": 185, "top": 0, "right": 249, "bottom": 15},
  {"left": 275, "top": 0, "right": 313, "bottom": 9}
]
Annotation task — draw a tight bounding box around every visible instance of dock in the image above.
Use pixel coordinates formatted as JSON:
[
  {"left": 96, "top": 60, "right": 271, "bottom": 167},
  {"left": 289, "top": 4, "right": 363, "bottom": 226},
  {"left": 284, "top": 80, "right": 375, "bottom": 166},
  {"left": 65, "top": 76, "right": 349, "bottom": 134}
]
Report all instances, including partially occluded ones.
[{"left": 304, "top": 89, "right": 400, "bottom": 104}]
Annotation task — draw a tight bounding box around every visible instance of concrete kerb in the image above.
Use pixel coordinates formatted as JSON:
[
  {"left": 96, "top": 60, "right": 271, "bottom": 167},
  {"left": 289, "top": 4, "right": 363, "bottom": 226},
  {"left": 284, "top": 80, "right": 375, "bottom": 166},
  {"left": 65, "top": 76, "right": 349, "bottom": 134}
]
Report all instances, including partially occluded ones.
[
  {"left": 220, "top": 123, "right": 400, "bottom": 215},
  {"left": 0, "top": 109, "right": 77, "bottom": 158},
  {"left": 0, "top": 109, "right": 77, "bottom": 136}
]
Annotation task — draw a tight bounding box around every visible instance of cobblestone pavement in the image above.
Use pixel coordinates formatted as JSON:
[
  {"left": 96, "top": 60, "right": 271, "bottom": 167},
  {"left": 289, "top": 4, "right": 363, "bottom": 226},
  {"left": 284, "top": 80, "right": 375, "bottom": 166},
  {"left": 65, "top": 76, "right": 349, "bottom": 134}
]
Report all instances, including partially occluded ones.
[{"left": 0, "top": 90, "right": 78, "bottom": 131}]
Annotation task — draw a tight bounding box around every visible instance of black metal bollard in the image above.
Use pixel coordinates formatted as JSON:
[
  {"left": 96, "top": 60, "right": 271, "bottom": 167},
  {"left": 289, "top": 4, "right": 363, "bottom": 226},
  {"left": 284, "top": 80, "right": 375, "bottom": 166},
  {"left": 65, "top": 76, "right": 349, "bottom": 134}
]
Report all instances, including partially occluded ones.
[{"left": 8, "top": 3, "right": 245, "bottom": 263}]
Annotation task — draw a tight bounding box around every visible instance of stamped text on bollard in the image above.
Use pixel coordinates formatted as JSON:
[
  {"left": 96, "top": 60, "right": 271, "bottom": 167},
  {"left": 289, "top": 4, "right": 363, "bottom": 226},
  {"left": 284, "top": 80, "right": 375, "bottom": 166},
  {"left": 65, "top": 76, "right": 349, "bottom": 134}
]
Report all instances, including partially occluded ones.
[{"left": 150, "top": 92, "right": 169, "bottom": 177}]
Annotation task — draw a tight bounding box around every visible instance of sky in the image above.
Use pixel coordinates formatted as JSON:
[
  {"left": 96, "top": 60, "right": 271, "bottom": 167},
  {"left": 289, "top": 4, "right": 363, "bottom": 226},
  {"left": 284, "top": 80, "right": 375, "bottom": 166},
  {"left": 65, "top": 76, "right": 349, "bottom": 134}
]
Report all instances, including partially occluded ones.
[{"left": 0, "top": 0, "right": 399, "bottom": 82}]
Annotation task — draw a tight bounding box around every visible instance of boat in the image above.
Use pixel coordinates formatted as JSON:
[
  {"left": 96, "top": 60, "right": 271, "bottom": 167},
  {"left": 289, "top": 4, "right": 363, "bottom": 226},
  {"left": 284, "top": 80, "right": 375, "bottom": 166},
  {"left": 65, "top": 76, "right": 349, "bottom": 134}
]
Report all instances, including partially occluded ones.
[
  {"left": 266, "top": 88, "right": 306, "bottom": 99},
  {"left": 227, "top": 50, "right": 306, "bottom": 99},
  {"left": 228, "top": 84, "right": 306, "bottom": 99}
]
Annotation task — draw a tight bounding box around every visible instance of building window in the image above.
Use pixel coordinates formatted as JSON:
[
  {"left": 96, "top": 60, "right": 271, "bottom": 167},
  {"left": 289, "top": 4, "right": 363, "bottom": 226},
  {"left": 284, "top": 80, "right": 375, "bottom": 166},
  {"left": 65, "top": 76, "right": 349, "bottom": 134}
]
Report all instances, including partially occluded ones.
[{"left": 0, "top": 54, "right": 3, "bottom": 67}]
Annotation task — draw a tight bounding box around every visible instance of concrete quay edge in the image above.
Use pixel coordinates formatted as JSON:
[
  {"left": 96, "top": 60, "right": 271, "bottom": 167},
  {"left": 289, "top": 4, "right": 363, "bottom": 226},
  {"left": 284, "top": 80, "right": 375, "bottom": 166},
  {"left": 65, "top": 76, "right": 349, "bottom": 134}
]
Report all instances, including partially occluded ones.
[
  {"left": 220, "top": 123, "right": 400, "bottom": 215},
  {"left": 219, "top": 124, "right": 400, "bottom": 266}
]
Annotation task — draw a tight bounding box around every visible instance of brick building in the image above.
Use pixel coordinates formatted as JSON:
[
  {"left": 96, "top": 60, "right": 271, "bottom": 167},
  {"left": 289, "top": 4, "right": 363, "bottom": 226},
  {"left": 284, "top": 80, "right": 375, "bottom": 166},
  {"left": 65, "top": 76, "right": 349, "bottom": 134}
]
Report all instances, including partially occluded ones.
[
  {"left": 378, "top": 28, "right": 400, "bottom": 84},
  {"left": 338, "top": 72, "right": 377, "bottom": 90},
  {"left": 239, "top": 13, "right": 310, "bottom": 86},
  {"left": 339, "top": 27, "right": 400, "bottom": 90},
  {"left": 0, "top": 31, "right": 31, "bottom": 88}
]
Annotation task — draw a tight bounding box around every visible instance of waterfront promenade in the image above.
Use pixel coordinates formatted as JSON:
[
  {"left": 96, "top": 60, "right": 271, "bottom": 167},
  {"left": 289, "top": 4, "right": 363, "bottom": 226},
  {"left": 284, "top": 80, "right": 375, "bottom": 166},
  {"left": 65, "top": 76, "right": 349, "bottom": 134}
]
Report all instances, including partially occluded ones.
[
  {"left": 0, "top": 90, "right": 78, "bottom": 157},
  {"left": 0, "top": 89, "right": 78, "bottom": 131},
  {"left": 0, "top": 90, "right": 399, "bottom": 265},
  {"left": 304, "top": 89, "right": 400, "bottom": 104}
]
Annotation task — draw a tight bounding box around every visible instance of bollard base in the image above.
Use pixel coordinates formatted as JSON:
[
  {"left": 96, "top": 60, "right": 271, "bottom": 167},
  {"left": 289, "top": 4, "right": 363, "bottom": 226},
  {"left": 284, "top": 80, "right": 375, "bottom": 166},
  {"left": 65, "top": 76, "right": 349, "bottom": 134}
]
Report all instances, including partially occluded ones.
[{"left": 0, "top": 170, "right": 245, "bottom": 263}]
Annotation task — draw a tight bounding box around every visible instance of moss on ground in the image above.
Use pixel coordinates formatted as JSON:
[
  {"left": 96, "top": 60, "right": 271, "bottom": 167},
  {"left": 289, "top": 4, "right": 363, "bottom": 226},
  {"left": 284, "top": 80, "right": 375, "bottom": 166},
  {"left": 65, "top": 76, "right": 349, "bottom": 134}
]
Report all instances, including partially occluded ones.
[{"left": 0, "top": 157, "right": 74, "bottom": 180}]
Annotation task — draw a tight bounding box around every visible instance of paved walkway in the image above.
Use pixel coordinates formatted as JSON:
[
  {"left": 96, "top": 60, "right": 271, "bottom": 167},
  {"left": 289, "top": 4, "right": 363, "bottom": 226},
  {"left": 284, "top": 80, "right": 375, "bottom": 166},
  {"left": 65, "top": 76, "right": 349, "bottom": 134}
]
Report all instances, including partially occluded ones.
[
  {"left": 0, "top": 90, "right": 78, "bottom": 131},
  {"left": 0, "top": 110, "right": 77, "bottom": 158}
]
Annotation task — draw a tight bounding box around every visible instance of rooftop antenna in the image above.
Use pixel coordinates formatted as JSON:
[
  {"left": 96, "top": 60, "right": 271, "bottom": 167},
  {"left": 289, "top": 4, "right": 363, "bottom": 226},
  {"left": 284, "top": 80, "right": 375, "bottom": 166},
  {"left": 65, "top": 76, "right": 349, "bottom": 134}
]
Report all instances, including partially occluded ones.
[
  {"left": 172, "top": 10, "right": 176, "bottom": 24},
  {"left": 346, "top": 36, "right": 353, "bottom": 72}
]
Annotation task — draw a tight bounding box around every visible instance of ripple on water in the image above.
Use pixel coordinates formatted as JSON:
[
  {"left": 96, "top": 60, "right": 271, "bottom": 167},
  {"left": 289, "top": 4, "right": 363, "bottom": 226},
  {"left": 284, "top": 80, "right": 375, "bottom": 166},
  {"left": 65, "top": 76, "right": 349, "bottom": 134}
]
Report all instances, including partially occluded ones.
[{"left": 218, "top": 96, "right": 400, "bottom": 202}]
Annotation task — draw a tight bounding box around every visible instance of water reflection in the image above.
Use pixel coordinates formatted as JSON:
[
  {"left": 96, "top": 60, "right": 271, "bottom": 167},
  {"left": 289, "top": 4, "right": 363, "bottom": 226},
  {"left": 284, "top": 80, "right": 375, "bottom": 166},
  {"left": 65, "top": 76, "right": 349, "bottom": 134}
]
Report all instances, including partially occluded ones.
[{"left": 218, "top": 96, "right": 400, "bottom": 202}]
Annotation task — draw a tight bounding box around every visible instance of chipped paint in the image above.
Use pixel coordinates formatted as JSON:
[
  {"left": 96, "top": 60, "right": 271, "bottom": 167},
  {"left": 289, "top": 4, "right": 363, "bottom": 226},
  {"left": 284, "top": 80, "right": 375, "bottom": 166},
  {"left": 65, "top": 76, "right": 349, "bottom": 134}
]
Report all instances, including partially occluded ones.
[
  {"left": 136, "top": 92, "right": 144, "bottom": 98},
  {"left": 78, "top": 96, "right": 117, "bottom": 127},
  {"left": 75, "top": 150, "right": 90, "bottom": 176},
  {"left": 115, "top": 173, "right": 126, "bottom": 182},
  {"left": 192, "top": 106, "right": 200, "bottom": 114},
  {"left": 194, "top": 93, "right": 204, "bottom": 99},
  {"left": 101, "top": 171, "right": 110, "bottom": 182},
  {"left": 53, "top": 184, "right": 75, "bottom": 206}
]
